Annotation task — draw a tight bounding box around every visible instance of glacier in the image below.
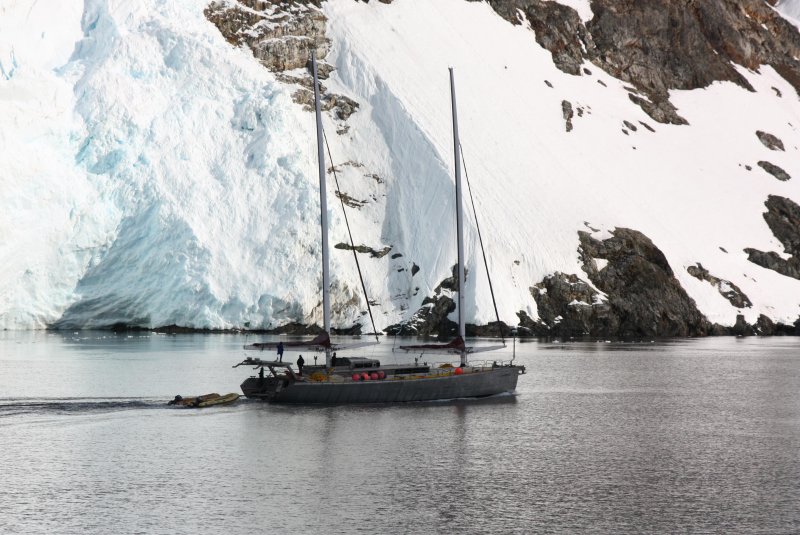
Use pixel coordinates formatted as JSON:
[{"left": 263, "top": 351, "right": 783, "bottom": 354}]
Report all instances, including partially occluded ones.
[{"left": 1, "top": 0, "right": 800, "bottom": 331}]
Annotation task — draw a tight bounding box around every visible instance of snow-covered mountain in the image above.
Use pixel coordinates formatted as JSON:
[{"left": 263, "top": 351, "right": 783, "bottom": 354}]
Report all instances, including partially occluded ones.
[{"left": 2, "top": 0, "right": 800, "bottom": 336}]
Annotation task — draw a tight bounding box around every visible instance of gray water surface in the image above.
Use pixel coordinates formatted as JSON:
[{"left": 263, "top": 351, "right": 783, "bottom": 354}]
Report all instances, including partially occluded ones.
[{"left": 1, "top": 332, "right": 799, "bottom": 534}]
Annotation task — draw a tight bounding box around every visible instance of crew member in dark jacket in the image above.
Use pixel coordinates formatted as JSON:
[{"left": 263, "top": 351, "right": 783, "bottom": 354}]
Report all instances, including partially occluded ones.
[
  {"left": 297, "top": 354, "right": 305, "bottom": 376},
  {"left": 277, "top": 341, "right": 284, "bottom": 362}
]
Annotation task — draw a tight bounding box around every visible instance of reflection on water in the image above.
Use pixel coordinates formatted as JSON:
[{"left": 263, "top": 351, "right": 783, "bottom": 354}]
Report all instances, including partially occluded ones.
[{"left": 1, "top": 333, "right": 799, "bottom": 534}]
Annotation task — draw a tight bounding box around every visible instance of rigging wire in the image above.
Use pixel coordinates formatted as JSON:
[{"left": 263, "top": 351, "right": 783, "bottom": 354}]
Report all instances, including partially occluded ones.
[
  {"left": 321, "top": 126, "right": 380, "bottom": 344},
  {"left": 460, "top": 142, "right": 505, "bottom": 345}
]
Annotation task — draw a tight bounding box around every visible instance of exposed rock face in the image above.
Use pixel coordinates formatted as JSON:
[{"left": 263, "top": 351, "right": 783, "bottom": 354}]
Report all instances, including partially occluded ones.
[
  {"left": 291, "top": 88, "right": 360, "bottom": 120},
  {"left": 385, "top": 266, "right": 460, "bottom": 337},
  {"left": 687, "top": 263, "right": 752, "bottom": 308},
  {"left": 402, "top": 227, "right": 762, "bottom": 338},
  {"left": 384, "top": 265, "right": 514, "bottom": 338},
  {"left": 744, "top": 249, "right": 800, "bottom": 279},
  {"left": 205, "top": 1, "right": 328, "bottom": 72},
  {"left": 515, "top": 310, "right": 549, "bottom": 336},
  {"left": 334, "top": 243, "right": 392, "bottom": 258},
  {"left": 391, "top": 224, "right": 799, "bottom": 338},
  {"left": 623, "top": 120, "right": 638, "bottom": 132},
  {"left": 480, "top": 0, "right": 800, "bottom": 124},
  {"left": 515, "top": 229, "right": 717, "bottom": 339},
  {"left": 205, "top": 0, "right": 360, "bottom": 122},
  {"left": 561, "top": 100, "right": 574, "bottom": 132},
  {"left": 745, "top": 195, "right": 800, "bottom": 280},
  {"left": 528, "top": 2, "right": 593, "bottom": 76},
  {"left": 763, "top": 195, "right": 800, "bottom": 257},
  {"left": 757, "top": 161, "right": 792, "bottom": 181},
  {"left": 755, "top": 314, "right": 775, "bottom": 335},
  {"left": 731, "top": 313, "right": 755, "bottom": 336},
  {"left": 528, "top": 272, "right": 617, "bottom": 336},
  {"left": 578, "top": 228, "right": 710, "bottom": 337},
  {"left": 756, "top": 130, "right": 786, "bottom": 151},
  {"left": 334, "top": 191, "right": 366, "bottom": 208}
]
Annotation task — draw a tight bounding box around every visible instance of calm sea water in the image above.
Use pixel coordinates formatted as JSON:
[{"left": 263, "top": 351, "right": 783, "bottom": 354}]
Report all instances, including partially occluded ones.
[{"left": 1, "top": 332, "right": 799, "bottom": 534}]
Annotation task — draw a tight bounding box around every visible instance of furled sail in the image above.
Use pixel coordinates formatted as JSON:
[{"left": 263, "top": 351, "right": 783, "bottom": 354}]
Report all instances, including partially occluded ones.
[
  {"left": 244, "top": 332, "right": 378, "bottom": 352},
  {"left": 244, "top": 332, "right": 331, "bottom": 351},
  {"left": 397, "top": 336, "right": 506, "bottom": 355},
  {"left": 397, "top": 336, "right": 466, "bottom": 354}
]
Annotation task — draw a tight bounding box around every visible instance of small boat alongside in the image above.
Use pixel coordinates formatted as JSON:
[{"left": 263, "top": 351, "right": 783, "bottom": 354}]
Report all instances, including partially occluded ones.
[{"left": 168, "top": 392, "right": 240, "bottom": 408}]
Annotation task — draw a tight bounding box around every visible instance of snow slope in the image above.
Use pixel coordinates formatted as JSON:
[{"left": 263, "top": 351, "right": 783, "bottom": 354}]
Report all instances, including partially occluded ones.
[
  {"left": 776, "top": 0, "right": 800, "bottom": 26},
  {"left": 321, "top": 0, "right": 800, "bottom": 328},
  {"left": 1, "top": 0, "right": 800, "bottom": 330}
]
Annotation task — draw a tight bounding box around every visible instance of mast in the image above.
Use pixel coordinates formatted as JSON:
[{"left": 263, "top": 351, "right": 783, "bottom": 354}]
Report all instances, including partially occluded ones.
[
  {"left": 312, "top": 51, "right": 332, "bottom": 367},
  {"left": 449, "top": 67, "right": 467, "bottom": 367}
]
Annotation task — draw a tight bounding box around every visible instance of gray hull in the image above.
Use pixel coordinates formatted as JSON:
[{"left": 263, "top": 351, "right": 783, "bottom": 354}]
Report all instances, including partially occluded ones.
[{"left": 241, "top": 366, "right": 524, "bottom": 404}]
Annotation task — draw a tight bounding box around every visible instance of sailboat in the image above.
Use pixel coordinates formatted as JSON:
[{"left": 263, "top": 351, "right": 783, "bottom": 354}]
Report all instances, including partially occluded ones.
[{"left": 234, "top": 55, "right": 525, "bottom": 403}]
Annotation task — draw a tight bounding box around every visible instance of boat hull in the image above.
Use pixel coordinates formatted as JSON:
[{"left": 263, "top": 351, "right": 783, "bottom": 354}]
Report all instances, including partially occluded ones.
[
  {"left": 167, "top": 392, "right": 239, "bottom": 408},
  {"left": 241, "top": 366, "right": 523, "bottom": 404},
  {"left": 197, "top": 392, "right": 239, "bottom": 407}
]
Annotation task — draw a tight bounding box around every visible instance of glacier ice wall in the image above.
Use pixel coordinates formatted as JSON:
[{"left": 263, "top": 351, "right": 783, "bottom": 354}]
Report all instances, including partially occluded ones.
[{"left": 2, "top": 0, "right": 360, "bottom": 330}]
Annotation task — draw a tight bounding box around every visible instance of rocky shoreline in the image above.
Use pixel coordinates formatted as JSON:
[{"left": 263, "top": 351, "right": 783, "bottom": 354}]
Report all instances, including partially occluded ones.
[{"left": 55, "top": 319, "right": 799, "bottom": 337}]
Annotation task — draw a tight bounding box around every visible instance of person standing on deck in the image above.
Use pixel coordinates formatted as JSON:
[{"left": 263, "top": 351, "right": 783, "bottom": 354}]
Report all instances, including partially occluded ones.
[
  {"left": 297, "top": 355, "right": 305, "bottom": 376},
  {"left": 277, "top": 341, "right": 284, "bottom": 362}
]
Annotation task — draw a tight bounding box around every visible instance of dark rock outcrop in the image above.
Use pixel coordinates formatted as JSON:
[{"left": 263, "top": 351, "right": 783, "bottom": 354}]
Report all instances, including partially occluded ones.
[
  {"left": 757, "top": 161, "right": 792, "bottom": 181},
  {"left": 687, "top": 263, "right": 752, "bottom": 308},
  {"left": 756, "top": 130, "right": 786, "bottom": 151},
  {"left": 763, "top": 195, "right": 800, "bottom": 257},
  {"left": 383, "top": 265, "right": 510, "bottom": 338},
  {"left": 385, "top": 266, "right": 461, "bottom": 337},
  {"left": 480, "top": 0, "right": 800, "bottom": 124},
  {"left": 730, "top": 314, "right": 755, "bottom": 336},
  {"left": 578, "top": 228, "right": 711, "bottom": 337},
  {"left": 755, "top": 314, "right": 775, "bottom": 335},
  {"left": 390, "top": 226, "right": 799, "bottom": 338},
  {"left": 745, "top": 195, "right": 800, "bottom": 280},
  {"left": 334, "top": 243, "right": 392, "bottom": 258},
  {"left": 335, "top": 191, "right": 366, "bottom": 208},
  {"left": 529, "top": 272, "right": 617, "bottom": 336},
  {"left": 515, "top": 310, "right": 550, "bottom": 336},
  {"left": 562, "top": 100, "right": 574, "bottom": 132},
  {"left": 291, "top": 88, "right": 360, "bottom": 120},
  {"left": 744, "top": 249, "right": 800, "bottom": 279}
]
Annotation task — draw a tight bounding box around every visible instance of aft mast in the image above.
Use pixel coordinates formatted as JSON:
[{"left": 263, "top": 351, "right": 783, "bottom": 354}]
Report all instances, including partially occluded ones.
[
  {"left": 397, "top": 68, "right": 506, "bottom": 359},
  {"left": 312, "top": 50, "right": 333, "bottom": 367},
  {"left": 449, "top": 67, "right": 467, "bottom": 368}
]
